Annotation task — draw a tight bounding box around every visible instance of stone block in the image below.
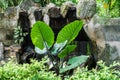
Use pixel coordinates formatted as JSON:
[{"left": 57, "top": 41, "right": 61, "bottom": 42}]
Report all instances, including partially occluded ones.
[{"left": 84, "top": 15, "right": 120, "bottom": 65}]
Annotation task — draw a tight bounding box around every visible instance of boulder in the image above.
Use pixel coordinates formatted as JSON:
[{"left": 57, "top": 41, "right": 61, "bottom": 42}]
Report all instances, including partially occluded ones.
[
  {"left": 60, "top": 1, "right": 75, "bottom": 18},
  {"left": 84, "top": 15, "right": 120, "bottom": 65},
  {"left": 77, "top": 0, "right": 96, "bottom": 19},
  {"left": 48, "top": 7, "right": 61, "bottom": 18}
]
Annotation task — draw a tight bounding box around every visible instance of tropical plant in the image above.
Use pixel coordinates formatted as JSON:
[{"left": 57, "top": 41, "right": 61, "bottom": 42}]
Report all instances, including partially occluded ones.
[{"left": 30, "top": 20, "right": 89, "bottom": 75}]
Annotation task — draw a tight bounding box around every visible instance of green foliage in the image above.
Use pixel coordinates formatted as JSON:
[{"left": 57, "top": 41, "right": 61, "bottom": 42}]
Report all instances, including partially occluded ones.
[
  {"left": 58, "top": 45, "right": 76, "bottom": 58},
  {"left": 97, "top": 0, "right": 120, "bottom": 17},
  {"left": 60, "top": 55, "right": 89, "bottom": 73},
  {"left": 31, "top": 20, "right": 88, "bottom": 74},
  {"left": 56, "top": 20, "right": 83, "bottom": 44},
  {"left": 0, "top": 58, "right": 61, "bottom": 80},
  {"left": 1, "top": 60, "right": 120, "bottom": 80},
  {"left": 14, "top": 26, "right": 28, "bottom": 44},
  {"left": 33, "top": 0, "right": 79, "bottom": 6},
  {"left": 68, "top": 61, "right": 120, "bottom": 80},
  {"left": 0, "top": 0, "right": 23, "bottom": 12},
  {"left": 31, "top": 20, "right": 83, "bottom": 55}
]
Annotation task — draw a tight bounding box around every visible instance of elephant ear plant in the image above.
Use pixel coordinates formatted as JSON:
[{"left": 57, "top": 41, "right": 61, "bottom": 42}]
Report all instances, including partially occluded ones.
[{"left": 30, "top": 20, "right": 89, "bottom": 74}]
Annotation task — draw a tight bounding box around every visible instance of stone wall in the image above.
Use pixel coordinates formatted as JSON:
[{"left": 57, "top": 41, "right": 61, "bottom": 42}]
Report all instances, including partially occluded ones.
[{"left": 0, "top": 7, "right": 20, "bottom": 46}]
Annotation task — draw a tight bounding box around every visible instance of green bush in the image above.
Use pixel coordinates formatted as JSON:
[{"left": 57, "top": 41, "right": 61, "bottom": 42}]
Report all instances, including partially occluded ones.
[
  {"left": 0, "top": 59, "right": 120, "bottom": 80},
  {"left": 96, "top": 0, "right": 120, "bottom": 17},
  {"left": 0, "top": 58, "right": 61, "bottom": 80},
  {"left": 68, "top": 61, "right": 120, "bottom": 80}
]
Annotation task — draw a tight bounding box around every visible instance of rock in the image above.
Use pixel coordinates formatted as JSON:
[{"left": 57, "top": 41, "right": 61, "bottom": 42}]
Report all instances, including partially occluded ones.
[
  {"left": 0, "top": 29, "right": 14, "bottom": 44},
  {"left": 84, "top": 15, "right": 120, "bottom": 65},
  {"left": 48, "top": 7, "right": 61, "bottom": 18},
  {"left": 28, "top": 7, "right": 39, "bottom": 27},
  {"left": 77, "top": 0, "right": 96, "bottom": 19},
  {"left": 102, "top": 42, "right": 120, "bottom": 65},
  {"left": 19, "top": 0, "right": 40, "bottom": 12},
  {"left": 0, "top": 42, "right": 4, "bottom": 60},
  {"left": 42, "top": 3, "right": 56, "bottom": 15},
  {"left": 43, "top": 14, "right": 50, "bottom": 25},
  {"left": 60, "top": 1, "right": 75, "bottom": 18},
  {"left": 0, "top": 6, "right": 20, "bottom": 46},
  {"left": 42, "top": 3, "right": 56, "bottom": 25},
  {"left": 34, "top": 9, "right": 43, "bottom": 21},
  {"left": 5, "top": 6, "right": 20, "bottom": 20}
]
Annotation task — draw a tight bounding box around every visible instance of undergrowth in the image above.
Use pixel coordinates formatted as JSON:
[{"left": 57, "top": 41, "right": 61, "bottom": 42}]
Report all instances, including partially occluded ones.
[{"left": 0, "top": 58, "right": 120, "bottom": 80}]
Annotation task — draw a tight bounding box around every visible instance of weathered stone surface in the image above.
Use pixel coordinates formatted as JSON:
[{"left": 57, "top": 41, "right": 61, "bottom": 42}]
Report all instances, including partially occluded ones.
[
  {"left": 0, "top": 6, "right": 20, "bottom": 46},
  {"left": 5, "top": 6, "right": 20, "bottom": 19},
  {"left": 42, "top": 3, "right": 56, "bottom": 15},
  {"left": 34, "top": 9, "right": 43, "bottom": 21},
  {"left": 60, "top": 1, "right": 75, "bottom": 18},
  {"left": 0, "top": 29, "right": 14, "bottom": 42},
  {"left": 19, "top": 0, "right": 40, "bottom": 12},
  {"left": 84, "top": 15, "right": 120, "bottom": 65},
  {"left": 42, "top": 3, "right": 56, "bottom": 25},
  {"left": 77, "top": 0, "right": 96, "bottom": 19},
  {"left": 48, "top": 7, "right": 61, "bottom": 18},
  {"left": 0, "top": 42, "right": 4, "bottom": 60},
  {"left": 28, "top": 7, "right": 39, "bottom": 27},
  {"left": 102, "top": 42, "right": 120, "bottom": 65}
]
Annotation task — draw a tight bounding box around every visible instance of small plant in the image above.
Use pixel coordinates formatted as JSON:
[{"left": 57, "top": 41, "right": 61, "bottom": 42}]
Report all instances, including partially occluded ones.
[
  {"left": 69, "top": 60, "right": 120, "bottom": 80},
  {"left": 1, "top": 59, "right": 119, "bottom": 80},
  {"left": 0, "top": 58, "right": 61, "bottom": 80},
  {"left": 31, "top": 20, "right": 89, "bottom": 75},
  {"left": 14, "top": 26, "right": 28, "bottom": 44}
]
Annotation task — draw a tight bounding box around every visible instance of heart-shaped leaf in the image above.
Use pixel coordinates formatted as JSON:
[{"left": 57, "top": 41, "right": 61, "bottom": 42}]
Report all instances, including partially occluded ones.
[
  {"left": 31, "top": 21, "right": 54, "bottom": 50},
  {"left": 56, "top": 20, "right": 83, "bottom": 44}
]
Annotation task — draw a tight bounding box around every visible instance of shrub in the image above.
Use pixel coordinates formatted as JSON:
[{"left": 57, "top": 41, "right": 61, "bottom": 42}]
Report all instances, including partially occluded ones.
[
  {"left": 96, "top": 0, "right": 120, "bottom": 17},
  {"left": 0, "top": 58, "right": 61, "bottom": 80},
  {"left": 0, "top": 59, "right": 120, "bottom": 80},
  {"left": 68, "top": 61, "right": 120, "bottom": 80}
]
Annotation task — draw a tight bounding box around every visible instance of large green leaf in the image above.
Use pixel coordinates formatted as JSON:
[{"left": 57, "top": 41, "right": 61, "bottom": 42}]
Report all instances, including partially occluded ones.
[
  {"left": 31, "top": 21, "right": 54, "bottom": 50},
  {"left": 56, "top": 20, "right": 83, "bottom": 44},
  {"left": 67, "top": 55, "right": 89, "bottom": 65},
  {"left": 58, "top": 45, "right": 76, "bottom": 58},
  {"left": 60, "top": 55, "right": 89, "bottom": 73}
]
